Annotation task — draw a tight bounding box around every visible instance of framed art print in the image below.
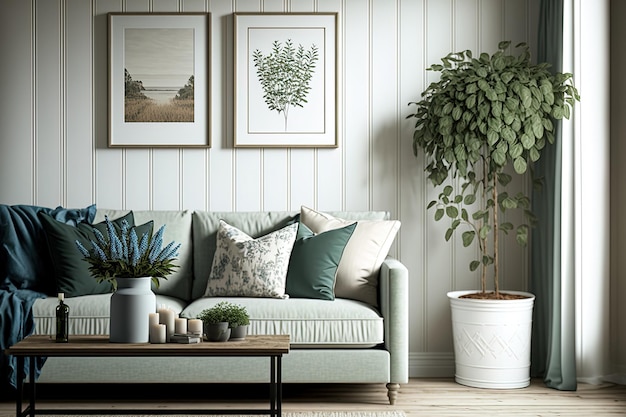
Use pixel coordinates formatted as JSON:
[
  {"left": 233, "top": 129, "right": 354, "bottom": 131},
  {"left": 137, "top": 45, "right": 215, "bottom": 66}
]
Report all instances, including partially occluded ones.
[
  {"left": 108, "top": 13, "right": 210, "bottom": 147},
  {"left": 234, "top": 13, "right": 338, "bottom": 148}
]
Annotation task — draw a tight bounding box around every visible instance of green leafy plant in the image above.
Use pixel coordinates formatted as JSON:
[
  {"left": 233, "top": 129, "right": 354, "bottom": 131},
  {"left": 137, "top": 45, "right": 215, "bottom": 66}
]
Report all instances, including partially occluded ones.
[
  {"left": 408, "top": 41, "right": 580, "bottom": 299},
  {"left": 252, "top": 39, "right": 319, "bottom": 131},
  {"left": 198, "top": 301, "right": 250, "bottom": 328},
  {"left": 75, "top": 217, "right": 180, "bottom": 290}
]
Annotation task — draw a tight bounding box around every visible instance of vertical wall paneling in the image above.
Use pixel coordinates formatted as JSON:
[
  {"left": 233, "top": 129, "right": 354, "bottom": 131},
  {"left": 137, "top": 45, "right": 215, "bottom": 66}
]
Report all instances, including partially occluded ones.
[
  {"left": 315, "top": 0, "right": 343, "bottom": 212},
  {"left": 95, "top": 0, "right": 124, "bottom": 209},
  {"left": 424, "top": 0, "right": 454, "bottom": 353},
  {"left": 0, "top": 0, "right": 557, "bottom": 378},
  {"left": 209, "top": 0, "right": 235, "bottom": 211},
  {"left": 371, "top": 0, "right": 399, "bottom": 216},
  {"left": 0, "top": 0, "right": 34, "bottom": 203},
  {"left": 36, "top": 0, "right": 63, "bottom": 207},
  {"left": 399, "top": 0, "right": 426, "bottom": 354},
  {"left": 343, "top": 0, "right": 370, "bottom": 210},
  {"left": 66, "top": 0, "right": 95, "bottom": 207}
]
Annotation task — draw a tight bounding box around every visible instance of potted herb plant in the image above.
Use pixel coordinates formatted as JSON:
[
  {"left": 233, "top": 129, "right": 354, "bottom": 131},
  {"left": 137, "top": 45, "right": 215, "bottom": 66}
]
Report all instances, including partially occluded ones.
[
  {"left": 197, "top": 301, "right": 250, "bottom": 342},
  {"left": 76, "top": 217, "right": 180, "bottom": 343},
  {"left": 408, "top": 41, "right": 579, "bottom": 388}
]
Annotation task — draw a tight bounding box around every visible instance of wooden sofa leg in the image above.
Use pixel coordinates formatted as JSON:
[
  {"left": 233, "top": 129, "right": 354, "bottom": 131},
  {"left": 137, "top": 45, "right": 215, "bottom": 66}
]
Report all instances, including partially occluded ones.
[{"left": 386, "top": 383, "right": 399, "bottom": 405}]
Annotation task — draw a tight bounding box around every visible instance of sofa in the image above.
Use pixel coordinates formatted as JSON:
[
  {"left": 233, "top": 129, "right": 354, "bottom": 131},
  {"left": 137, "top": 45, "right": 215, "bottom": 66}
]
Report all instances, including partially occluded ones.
[{"left": 1, "top": 204, "right": 408, "bottom": 404}]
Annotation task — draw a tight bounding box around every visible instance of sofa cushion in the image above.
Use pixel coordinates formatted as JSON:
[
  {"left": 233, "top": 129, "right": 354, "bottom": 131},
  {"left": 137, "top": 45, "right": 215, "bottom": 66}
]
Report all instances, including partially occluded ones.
[
  {"left": 205, "top": 221, "right": 298, "bottom": 299},
  {"left": 191, "top": 211, "right": 297, "bottom": 300},
  {"left": 0, "top": 204, "right": 96, "bottom": 294},
  {"left": 94, "top": 210, "right": 193, "bottom": 301},
  {"left": 32, "top": 294, "right": 187, "bottom": 337},
  {"left": 300, "top": 206, "right": 400, "bottom": 307},
  {"left": 182, "top": 297, "right": 383, "bottom": 347},
  {"left": 39, "top": 212, "right": 154, "bottom": 298},
  {"left": 285, "top": 222, "right": 356, "bottom": 300}
]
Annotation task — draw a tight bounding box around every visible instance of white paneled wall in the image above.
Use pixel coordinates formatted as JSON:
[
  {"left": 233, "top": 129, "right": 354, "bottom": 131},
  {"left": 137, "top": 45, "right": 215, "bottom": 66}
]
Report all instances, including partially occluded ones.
[{"left": 0, "top": 0, "right": 539, "bottom": 377}]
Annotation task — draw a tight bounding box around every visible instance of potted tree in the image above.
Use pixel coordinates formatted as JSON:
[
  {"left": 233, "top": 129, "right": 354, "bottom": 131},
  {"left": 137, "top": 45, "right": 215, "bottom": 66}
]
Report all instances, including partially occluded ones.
[{"left": 408, "top": 41, "right": 579, "bottom": 388}]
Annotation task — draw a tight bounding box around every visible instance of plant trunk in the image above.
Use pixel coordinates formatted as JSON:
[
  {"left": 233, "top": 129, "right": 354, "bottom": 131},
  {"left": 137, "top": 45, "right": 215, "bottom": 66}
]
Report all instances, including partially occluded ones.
[
  {"left": 480, "top": 158, "right": 488, "bottom": 295},
  {"left": 493, "top": 173, "right": 499, "bottom": 298}
]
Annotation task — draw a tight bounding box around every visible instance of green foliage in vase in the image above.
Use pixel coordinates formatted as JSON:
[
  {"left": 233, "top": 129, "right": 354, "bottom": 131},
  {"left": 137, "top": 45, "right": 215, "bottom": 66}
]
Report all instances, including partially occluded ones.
[
  {"left": 252, "top": 39, "right": 319, "bottom": 131},
  {"left": 75, "top": 217, "right": 180, "bottom": 290},
  {"left": 408, "top": 41, "right": 580, "bottom": 298}
]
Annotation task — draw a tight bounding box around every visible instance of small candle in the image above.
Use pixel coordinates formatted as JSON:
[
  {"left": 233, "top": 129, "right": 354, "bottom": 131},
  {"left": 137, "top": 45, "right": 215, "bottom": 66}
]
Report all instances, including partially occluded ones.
[
  {"left": 157, "top": 306, "right": 175, "bottom": 342},
  {"left": 149, "top": 324, "right": 166, "bottom": 344},
  {"left": 188, "top": 319, "right": 203, "bottom": 336},
  {"left": 175, "top": 317, "right": 187, "bottom": 335},
  {"left": 148, "top": 313, "right": 160, "bottom": 327}
]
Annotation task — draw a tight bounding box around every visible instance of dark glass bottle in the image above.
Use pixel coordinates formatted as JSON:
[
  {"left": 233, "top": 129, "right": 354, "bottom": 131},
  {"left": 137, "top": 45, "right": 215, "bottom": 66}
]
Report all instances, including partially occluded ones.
[{"left": 55, "top": 293, "right": 69, "bottom": 343}]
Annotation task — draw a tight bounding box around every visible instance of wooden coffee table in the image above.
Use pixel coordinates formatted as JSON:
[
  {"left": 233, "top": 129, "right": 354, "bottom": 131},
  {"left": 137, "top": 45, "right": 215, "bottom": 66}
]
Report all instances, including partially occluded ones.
[{"left": 6, "top": 334, "right": 290, "bottom": 417}]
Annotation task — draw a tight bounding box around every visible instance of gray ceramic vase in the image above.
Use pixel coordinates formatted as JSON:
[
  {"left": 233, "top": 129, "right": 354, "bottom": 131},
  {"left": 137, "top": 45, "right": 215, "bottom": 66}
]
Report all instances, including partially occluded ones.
[{"left": 109, "top": 277, "right": 156, "bottom": 343}]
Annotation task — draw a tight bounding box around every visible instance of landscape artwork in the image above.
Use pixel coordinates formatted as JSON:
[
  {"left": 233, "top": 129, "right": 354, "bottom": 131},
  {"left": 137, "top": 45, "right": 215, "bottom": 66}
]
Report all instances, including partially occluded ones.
[
  {"left": 108, "top": 13, "right": 210, "bottom": 147},
  {"left": 124, "top": 28, "right": 194, "bottom": 123}
]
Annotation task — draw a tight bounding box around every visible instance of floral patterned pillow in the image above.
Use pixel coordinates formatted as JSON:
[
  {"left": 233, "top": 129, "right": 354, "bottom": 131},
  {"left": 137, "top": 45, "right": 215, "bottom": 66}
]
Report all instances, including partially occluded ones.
[{"left": 205, "top": 220, "right": 298, "bottom": 298}]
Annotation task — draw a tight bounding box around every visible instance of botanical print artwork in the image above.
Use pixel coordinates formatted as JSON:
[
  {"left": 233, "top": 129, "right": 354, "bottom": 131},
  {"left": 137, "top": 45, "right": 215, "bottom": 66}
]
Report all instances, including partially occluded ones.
[
  {"left": 252, "top": 39, "right": 319, "bottom": 131},
  {"left": 233, "top": 13, "right": 336, "bottom": 147},
  {"left": 124, "top": 28, "right": 194, "bottom": 123}
]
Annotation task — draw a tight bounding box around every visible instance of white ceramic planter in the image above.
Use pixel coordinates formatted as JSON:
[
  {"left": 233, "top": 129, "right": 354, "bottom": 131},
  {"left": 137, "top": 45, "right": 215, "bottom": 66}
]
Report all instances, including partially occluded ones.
[
  {"left": 110, "top": 277, "right": 157, "bottom": 343},
  {"left": 448, "top": 290, "right": 535, "bottom": 389}
]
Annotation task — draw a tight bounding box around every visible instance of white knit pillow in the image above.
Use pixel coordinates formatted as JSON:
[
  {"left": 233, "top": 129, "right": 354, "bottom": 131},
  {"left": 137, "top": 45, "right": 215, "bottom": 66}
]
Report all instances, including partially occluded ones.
[
  {"left": 300, "top": 206, "right": 400, "bottom": 306},
  {"left": 205, "top": 220, "right": 298, "bottom": 299}
]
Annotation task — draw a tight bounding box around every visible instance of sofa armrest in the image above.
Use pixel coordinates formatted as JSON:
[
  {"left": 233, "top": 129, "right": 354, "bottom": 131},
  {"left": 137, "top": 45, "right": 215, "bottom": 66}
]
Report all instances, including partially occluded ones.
[{"left": 379, "top": 256, "right": 409, "bottom": 385}]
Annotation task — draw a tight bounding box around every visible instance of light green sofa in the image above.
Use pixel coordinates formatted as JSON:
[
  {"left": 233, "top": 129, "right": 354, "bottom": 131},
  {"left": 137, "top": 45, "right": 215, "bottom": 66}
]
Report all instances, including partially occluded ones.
[{"left": 31, "top": 209, "right": 409, "bottom": 404}]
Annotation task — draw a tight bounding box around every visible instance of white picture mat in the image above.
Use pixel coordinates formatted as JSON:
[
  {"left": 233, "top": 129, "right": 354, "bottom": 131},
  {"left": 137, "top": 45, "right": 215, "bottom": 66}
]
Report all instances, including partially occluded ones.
[{"left": 108, "top": 13, "right": 210, "bottom": 147}]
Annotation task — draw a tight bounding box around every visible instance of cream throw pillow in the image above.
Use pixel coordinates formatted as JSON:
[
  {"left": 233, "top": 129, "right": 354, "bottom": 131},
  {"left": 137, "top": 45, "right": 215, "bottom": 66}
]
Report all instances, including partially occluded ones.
[
  {"left": 300, "top": 206, "right": 400, "bottom": 306},
  {"left": 205, "top": 220, "right": 298, "bottom": 299}
]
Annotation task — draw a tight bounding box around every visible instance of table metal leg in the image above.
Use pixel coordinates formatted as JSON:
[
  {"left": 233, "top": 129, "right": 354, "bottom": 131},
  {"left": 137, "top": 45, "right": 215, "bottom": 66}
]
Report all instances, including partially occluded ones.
[
  {"left": 277, "top": 355, "right": 282, "bottom": 417},
  {"left": 270, "top": 356, "right": 276, "bottom": 417},
  {"left": 16, "top": 356, "right": 23, "bottom": 417},
  {"left": 29, "top": 356, "right": 36, "bottom": 417}
]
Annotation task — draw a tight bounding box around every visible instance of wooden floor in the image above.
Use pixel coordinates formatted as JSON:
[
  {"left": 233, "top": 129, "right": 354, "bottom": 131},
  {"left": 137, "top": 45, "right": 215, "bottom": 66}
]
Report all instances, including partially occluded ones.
[{"left": 1, "top": 378, "right": 625, "bottom": 416}]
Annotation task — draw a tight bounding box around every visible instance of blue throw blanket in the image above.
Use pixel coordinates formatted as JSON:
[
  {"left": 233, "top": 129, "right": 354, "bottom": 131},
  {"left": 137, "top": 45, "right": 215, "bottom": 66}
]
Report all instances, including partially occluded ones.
[
  {"left": 0, "top": 203, "right": 96, "bottom": 397},
  {"left": 0, "top": 285, "right": 46, "bottom": 395}
]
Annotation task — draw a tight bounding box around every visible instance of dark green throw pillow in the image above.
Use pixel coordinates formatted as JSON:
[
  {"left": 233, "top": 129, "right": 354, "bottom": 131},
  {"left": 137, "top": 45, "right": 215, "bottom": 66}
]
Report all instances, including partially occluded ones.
[
  {"left": 285, "top": 221, "right": 356, "bottom": 300},
  {"left": 39, "top": 212, "right": 153, "bottom": 297}
]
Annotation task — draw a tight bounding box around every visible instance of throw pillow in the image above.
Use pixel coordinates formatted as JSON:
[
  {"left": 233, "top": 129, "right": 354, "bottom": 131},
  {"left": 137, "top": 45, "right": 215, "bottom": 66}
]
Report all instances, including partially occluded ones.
[
  {"left": 285, "top": 221, "right": 356, "bottom": 300},
  {"left": 205, "top": 220, "right": 298, "bottom": 299},
  {"left": 0, "top": 204, "right": 96, "bottom": 294},
  {"left": 300, "top": 206, "right": 401, "bottom": 306},
  {"left": 39, "top": 212, "right": 154, "bottom": 298}
]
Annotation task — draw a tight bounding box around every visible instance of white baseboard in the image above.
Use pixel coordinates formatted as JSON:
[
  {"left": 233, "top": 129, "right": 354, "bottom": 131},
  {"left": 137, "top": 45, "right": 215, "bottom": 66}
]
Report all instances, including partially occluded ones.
[
  {"left": 409, "top": 352, "right": 455, "bottom": 378},
  {"left": 408, "top": 352, "right": 626, "bottom": 385}
]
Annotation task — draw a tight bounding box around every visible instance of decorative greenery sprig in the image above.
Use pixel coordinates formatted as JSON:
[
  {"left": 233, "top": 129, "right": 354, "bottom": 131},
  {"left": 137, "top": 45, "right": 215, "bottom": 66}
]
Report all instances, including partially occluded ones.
[
  {"left": 252, "top": 39, "right": 319, "bottom": 131},
  {"left": 408, "top": 41, "right": 580, "bottom": 298},
  {"left": 75, "top": 216, "right": 181, "bottom": 290}
]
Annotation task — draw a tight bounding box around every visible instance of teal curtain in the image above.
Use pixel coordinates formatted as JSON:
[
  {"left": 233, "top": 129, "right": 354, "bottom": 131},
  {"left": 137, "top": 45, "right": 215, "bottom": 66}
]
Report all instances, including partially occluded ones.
[{"left": 530, "top": 0, "right": 577, "bottom": 390}]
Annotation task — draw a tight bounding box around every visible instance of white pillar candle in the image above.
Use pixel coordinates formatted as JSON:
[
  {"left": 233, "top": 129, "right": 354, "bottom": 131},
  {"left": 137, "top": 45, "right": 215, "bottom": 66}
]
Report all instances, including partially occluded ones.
[
  {"left": 188, "top": 319, "right": 203, "bottom": 336},
  {"left": 157, "top": 306, "right": 175, "bottom": 342},
  {"left": 175, "top": 317, "right": 187, "bottom": 335},
  {"left": 149, "top": 323, "right": 166, "bottom": 344},
  {"left": 148, "top": 312, "right": 160, "bottom": 327}
]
